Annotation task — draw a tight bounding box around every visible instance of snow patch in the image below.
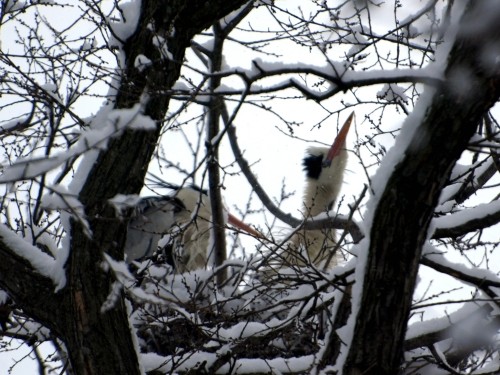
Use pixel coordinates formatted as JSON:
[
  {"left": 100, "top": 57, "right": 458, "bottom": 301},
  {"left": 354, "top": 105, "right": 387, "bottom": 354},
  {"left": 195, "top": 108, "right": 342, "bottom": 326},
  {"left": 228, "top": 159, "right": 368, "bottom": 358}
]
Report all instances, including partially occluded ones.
[
  {"left": 109, "top": 0, "right": 141, "bottom": 42},
  {"left": 0, "top": 103, "right": 156, "bottom": 184},
  {"left": 134, "top": 54, "right": 152, "bottom": 72},
  {"left": 0, "top": 225, "right": 65, "bottom": 290}
]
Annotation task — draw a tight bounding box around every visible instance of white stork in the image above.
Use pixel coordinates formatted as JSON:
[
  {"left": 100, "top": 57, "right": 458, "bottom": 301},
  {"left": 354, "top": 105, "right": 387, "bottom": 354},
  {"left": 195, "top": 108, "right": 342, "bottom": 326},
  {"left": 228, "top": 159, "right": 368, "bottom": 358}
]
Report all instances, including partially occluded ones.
[
  {"left": 285, "top": 112, "right": 354, "bottom": 269},
  {"left": 124, "top": 187, "right": 262, "bottom": 272}
]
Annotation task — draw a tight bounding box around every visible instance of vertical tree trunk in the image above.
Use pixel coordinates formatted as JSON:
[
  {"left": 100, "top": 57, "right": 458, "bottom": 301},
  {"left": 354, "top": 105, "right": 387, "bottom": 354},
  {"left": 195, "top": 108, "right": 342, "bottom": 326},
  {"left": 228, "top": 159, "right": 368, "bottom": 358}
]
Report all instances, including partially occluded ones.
[
  {"left": 207, "top": 23, "right": 228, "bottom": 284},
  {"left": 0, "top": 2, "right": 249, "bottom": 375},
  {"left": 344, "top": 2, "right": 500, "bottom": 374}
]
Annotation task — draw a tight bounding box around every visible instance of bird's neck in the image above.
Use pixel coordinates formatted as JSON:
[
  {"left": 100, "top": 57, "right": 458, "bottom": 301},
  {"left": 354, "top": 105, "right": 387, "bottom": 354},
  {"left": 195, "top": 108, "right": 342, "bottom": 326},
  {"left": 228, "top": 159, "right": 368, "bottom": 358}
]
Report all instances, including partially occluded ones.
[
  {"left": 303, "top": 180, "right": 337, "bottom": 217},
  {"left": 303, "top": 159, "right": 346, "bottom": 217}
]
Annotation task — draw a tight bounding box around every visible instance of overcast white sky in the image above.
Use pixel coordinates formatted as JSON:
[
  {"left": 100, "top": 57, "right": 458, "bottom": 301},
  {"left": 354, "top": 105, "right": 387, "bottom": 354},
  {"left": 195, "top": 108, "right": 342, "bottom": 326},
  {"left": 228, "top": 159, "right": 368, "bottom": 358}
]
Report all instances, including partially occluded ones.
[{"left": 0, "top": 0, "right": 499, "bottom": 373}]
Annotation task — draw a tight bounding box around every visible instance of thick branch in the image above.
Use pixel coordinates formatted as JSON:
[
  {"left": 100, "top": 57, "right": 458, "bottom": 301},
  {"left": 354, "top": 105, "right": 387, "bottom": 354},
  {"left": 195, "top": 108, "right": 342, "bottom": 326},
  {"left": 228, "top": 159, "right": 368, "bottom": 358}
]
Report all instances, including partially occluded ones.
[
  {"left": 421, "top": 255, "right": 500, "bottom": 306},
  {"left": 432, "top": 201, "right": 500, "bottom": 238},
  {"left": 405, "top": 304, "right": 494, "bottom": 351},
  {"left": 206, "top": 23, "right": 228, "bottom": 283},
  {"left": 0, "top": 236, "right": 59, "bottom": 331},
  {"left": 200, "top": 64, "right": 444, "bottom": 102},
  {"left": 344, "top": 2, "right": 500, "bottom": 374},
  {"left": 24, "top": 1, "right": 250, "bottom": 375}
]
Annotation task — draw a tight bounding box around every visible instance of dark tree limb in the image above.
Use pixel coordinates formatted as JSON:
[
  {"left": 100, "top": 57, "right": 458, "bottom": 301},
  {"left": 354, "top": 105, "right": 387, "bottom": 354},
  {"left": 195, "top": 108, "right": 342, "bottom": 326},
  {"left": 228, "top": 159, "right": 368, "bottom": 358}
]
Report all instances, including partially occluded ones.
[
  {"left": 0, "top": 237, "right": 59, "bottom": 332},
  {"left": 206, "top": 23, "right": 228, "bottom": 283},
  {"left": 421, "top": 255, "right": 500, "bottom": 308},
  {"left": 404, "top": 304, "right": 494, "bottom": 351},
  {"left": 343, "top": 2, "right": 500, "bottom": 374},
  {"left": 452, "top": 157, "right": 500, "bottom": 204},
  {"left": 0, "top": 1, "right": 249, "bottom": 375},
  {"left": 195, "top": 63, "right": 444, "bottom": 102},
  {"left": 193, "top": 3, "right": 254, "bottom": 283},
  {"left": 432, "top": 202, "right": 500, "bottom": 238},
  {"left": 452, "top": 113, "right": 500, "bottom": 204}
]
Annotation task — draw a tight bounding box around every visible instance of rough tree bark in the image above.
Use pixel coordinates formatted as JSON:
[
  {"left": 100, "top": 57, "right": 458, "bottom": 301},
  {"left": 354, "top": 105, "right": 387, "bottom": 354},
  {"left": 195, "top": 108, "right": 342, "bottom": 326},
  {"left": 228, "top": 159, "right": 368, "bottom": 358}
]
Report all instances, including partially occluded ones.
[
  {"left": 343, "top": 2, "right": 500, "bottom": 374},
  {"left": 0, "top": 1, "right": 248, "bottom": 374}
]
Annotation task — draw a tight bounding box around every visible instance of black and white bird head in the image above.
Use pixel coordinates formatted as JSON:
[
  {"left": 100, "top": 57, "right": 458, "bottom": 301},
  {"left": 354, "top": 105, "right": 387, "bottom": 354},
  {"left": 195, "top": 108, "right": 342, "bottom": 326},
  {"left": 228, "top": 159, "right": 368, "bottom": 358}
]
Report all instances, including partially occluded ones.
[{"left": 302, "top": 112, "right": 354, "bottom": 216}]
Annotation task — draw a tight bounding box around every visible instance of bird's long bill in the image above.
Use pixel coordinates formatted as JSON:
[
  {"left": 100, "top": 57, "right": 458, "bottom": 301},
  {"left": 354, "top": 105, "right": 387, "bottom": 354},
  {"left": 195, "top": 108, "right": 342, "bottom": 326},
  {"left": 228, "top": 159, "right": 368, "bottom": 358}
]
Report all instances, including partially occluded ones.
[
  {"left": 323, "top": 111, "right": 355, "bottom": 167},
  {"left": 227, "top": 213, "right": 266, "bottom": 240}
]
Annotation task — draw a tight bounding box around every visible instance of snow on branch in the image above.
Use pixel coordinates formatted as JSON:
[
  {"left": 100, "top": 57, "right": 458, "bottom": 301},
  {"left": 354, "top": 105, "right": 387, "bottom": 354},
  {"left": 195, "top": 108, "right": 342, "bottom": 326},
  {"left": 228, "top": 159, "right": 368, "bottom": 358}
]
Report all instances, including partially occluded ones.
[
  {"left": 210, "top": 61, "right": 443, "bottom": 101},
  {"left": 422, "top": 244, "right": 500, "bottom": 290},
  {"left": 405, "top": 303, "right": 496, "bottom": 350},
  {"left": 0, "top": 103, "right": 156, "bottom": 184},
  {"left": 432, "top": 200, "right": 500, "bottom": 238},
  {"left": 0, "top": 224, "right": 63, "bottom": 289}
]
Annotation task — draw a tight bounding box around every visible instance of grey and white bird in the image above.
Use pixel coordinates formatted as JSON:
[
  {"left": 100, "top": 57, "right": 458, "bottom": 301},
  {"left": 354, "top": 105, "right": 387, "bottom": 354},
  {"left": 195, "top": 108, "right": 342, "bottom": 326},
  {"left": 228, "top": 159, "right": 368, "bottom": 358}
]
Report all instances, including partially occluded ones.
[
  {"left": 124, "top": 187, "right": 262, "bottom": 272},
  {"left": 124, "top": 195, "right": 184, "bottom": 263},
  {"left": 286, "top": 112, "right": 354, "bottom": 269}
]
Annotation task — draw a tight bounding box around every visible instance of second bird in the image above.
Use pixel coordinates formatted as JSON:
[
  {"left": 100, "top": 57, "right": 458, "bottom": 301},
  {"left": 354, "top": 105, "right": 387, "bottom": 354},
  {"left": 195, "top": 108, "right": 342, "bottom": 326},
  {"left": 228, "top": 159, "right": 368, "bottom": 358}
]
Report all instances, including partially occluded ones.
[
  {"left": 125, "top": 187, "right": 262, "bottom": 273},
  {"left": 283, "top": 112, "right": 354, "bottom": 270}
]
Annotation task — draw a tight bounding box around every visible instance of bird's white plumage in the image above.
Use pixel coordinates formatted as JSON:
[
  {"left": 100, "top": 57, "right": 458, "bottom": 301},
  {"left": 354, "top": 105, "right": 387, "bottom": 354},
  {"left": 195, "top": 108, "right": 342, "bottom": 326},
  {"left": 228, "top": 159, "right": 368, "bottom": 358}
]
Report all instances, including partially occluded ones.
[
  {"left": 290, "top": 146, "right": 348, "bottom": 268},
  {"left": 302, "top": 146, "right": 348, "bottom": 217},
  {"left": 273, "top": 113, "right": 353, "bottom": 272},
  {"left": 125, "top": 121, "right": 349, "bottom": 272}
]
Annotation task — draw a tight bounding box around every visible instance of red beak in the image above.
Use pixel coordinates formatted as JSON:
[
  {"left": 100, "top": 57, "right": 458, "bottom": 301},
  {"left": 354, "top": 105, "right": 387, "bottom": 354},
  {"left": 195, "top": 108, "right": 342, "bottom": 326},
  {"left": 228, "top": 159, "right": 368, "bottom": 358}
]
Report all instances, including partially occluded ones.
[
  {"left": 323, "top": 111, "right": 354, "bottom": 167},
  {"left": 227, "top": 213, "right": 266, "bottom": 240}
]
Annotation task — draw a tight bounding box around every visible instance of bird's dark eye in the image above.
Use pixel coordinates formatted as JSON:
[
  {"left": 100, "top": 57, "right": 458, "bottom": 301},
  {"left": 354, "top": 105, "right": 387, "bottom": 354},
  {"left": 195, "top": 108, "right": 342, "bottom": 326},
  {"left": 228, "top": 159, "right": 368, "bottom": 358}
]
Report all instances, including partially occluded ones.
[{"left": 303, "top": 154, "right": 324, "bottom": 180}]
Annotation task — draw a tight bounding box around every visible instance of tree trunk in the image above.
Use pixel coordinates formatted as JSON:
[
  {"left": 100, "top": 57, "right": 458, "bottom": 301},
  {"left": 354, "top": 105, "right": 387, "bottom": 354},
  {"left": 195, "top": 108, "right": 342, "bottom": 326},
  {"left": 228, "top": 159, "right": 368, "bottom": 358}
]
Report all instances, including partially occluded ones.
[
  {"left": 207, "top": 23, "right": 228, "bottom": 283},
  {"left": 343, "top": 2, "right": 500, "bottom": 374},
  {"left": 0, "top": 1, "right": 248, "bottom": 374}
]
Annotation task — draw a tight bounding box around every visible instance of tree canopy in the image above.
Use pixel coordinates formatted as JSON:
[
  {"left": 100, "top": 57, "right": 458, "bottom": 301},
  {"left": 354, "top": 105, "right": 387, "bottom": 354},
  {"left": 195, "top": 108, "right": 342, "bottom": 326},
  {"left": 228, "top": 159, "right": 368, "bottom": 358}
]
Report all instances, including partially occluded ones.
[{"left": 0, "top": 1, "right": 499, "bottom": 374}]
